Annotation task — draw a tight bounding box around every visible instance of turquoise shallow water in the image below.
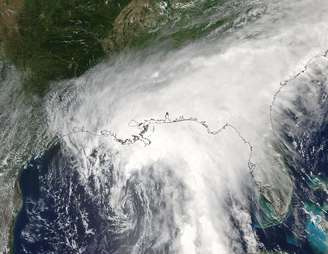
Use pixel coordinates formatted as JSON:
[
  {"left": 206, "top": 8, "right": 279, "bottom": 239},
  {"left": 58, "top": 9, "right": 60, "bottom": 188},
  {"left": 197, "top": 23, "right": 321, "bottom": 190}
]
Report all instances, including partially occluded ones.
[
  {"left": 307, "top": 221, "right": 328, "bottom": 254},
  {"left": 6, "top": 1, "right": 328, "bottom": 253}
]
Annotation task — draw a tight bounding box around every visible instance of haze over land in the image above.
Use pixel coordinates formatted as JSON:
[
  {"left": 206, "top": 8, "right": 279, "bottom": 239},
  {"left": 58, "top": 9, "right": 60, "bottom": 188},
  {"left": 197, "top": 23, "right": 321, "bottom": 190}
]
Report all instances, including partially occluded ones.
[{"left": 1, "top": 0, "right": 328, "bottom": 253}]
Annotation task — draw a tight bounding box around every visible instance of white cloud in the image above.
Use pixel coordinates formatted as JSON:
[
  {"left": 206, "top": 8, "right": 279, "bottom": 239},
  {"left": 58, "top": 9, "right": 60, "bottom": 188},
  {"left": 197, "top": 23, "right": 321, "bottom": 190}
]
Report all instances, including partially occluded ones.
[{"left": 46, "top": 0, "right": 328, "bottom": 252}]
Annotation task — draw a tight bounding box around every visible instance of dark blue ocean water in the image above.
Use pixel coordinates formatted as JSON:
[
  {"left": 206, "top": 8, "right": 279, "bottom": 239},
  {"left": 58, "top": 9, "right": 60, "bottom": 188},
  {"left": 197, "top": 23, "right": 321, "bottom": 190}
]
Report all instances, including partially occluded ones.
[
  {"left": 13, "top": 87, "right": 328, "bottom": 253},
  {"left": 254, "top": 83, "right": 328, "bottom": 254},
  {"left": 13, "top": 144, "right": 123, "bottom": 254}
]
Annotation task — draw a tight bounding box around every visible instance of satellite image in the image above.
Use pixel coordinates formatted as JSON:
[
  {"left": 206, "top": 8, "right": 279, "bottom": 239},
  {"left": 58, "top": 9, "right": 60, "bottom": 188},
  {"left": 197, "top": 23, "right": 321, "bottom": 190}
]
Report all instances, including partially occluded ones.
[{"left": 0, "top": 0, "right": 327, "bottom": 253}]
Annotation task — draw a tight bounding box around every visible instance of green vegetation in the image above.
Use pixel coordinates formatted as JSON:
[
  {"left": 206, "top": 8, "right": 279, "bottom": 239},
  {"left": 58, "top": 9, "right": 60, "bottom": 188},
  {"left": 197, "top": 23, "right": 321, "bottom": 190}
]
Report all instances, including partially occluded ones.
[
  {"left": 1, "top": 0, "right": 245, "bottom": 94},
  {"left": 256, "top": 193, "right": 284, "bottom": 228},
  {"left": 7, "top": 179, "right": 22, "bottom": 254},
  {"left": 106, "top": 0, "right": 232, "bottom": 49},
  {"left": 167, "top": 17, "right": 230, "bottom": 47},
  {"left": 4, "top": 0, "right": 130, "bottom": 94}
]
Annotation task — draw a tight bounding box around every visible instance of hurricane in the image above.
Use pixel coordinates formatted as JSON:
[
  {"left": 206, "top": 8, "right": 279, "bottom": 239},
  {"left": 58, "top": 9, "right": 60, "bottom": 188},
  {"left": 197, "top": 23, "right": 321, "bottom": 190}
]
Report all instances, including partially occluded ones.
[{"left": 7, "top": 0, "right": 328, "bottom": 253}]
